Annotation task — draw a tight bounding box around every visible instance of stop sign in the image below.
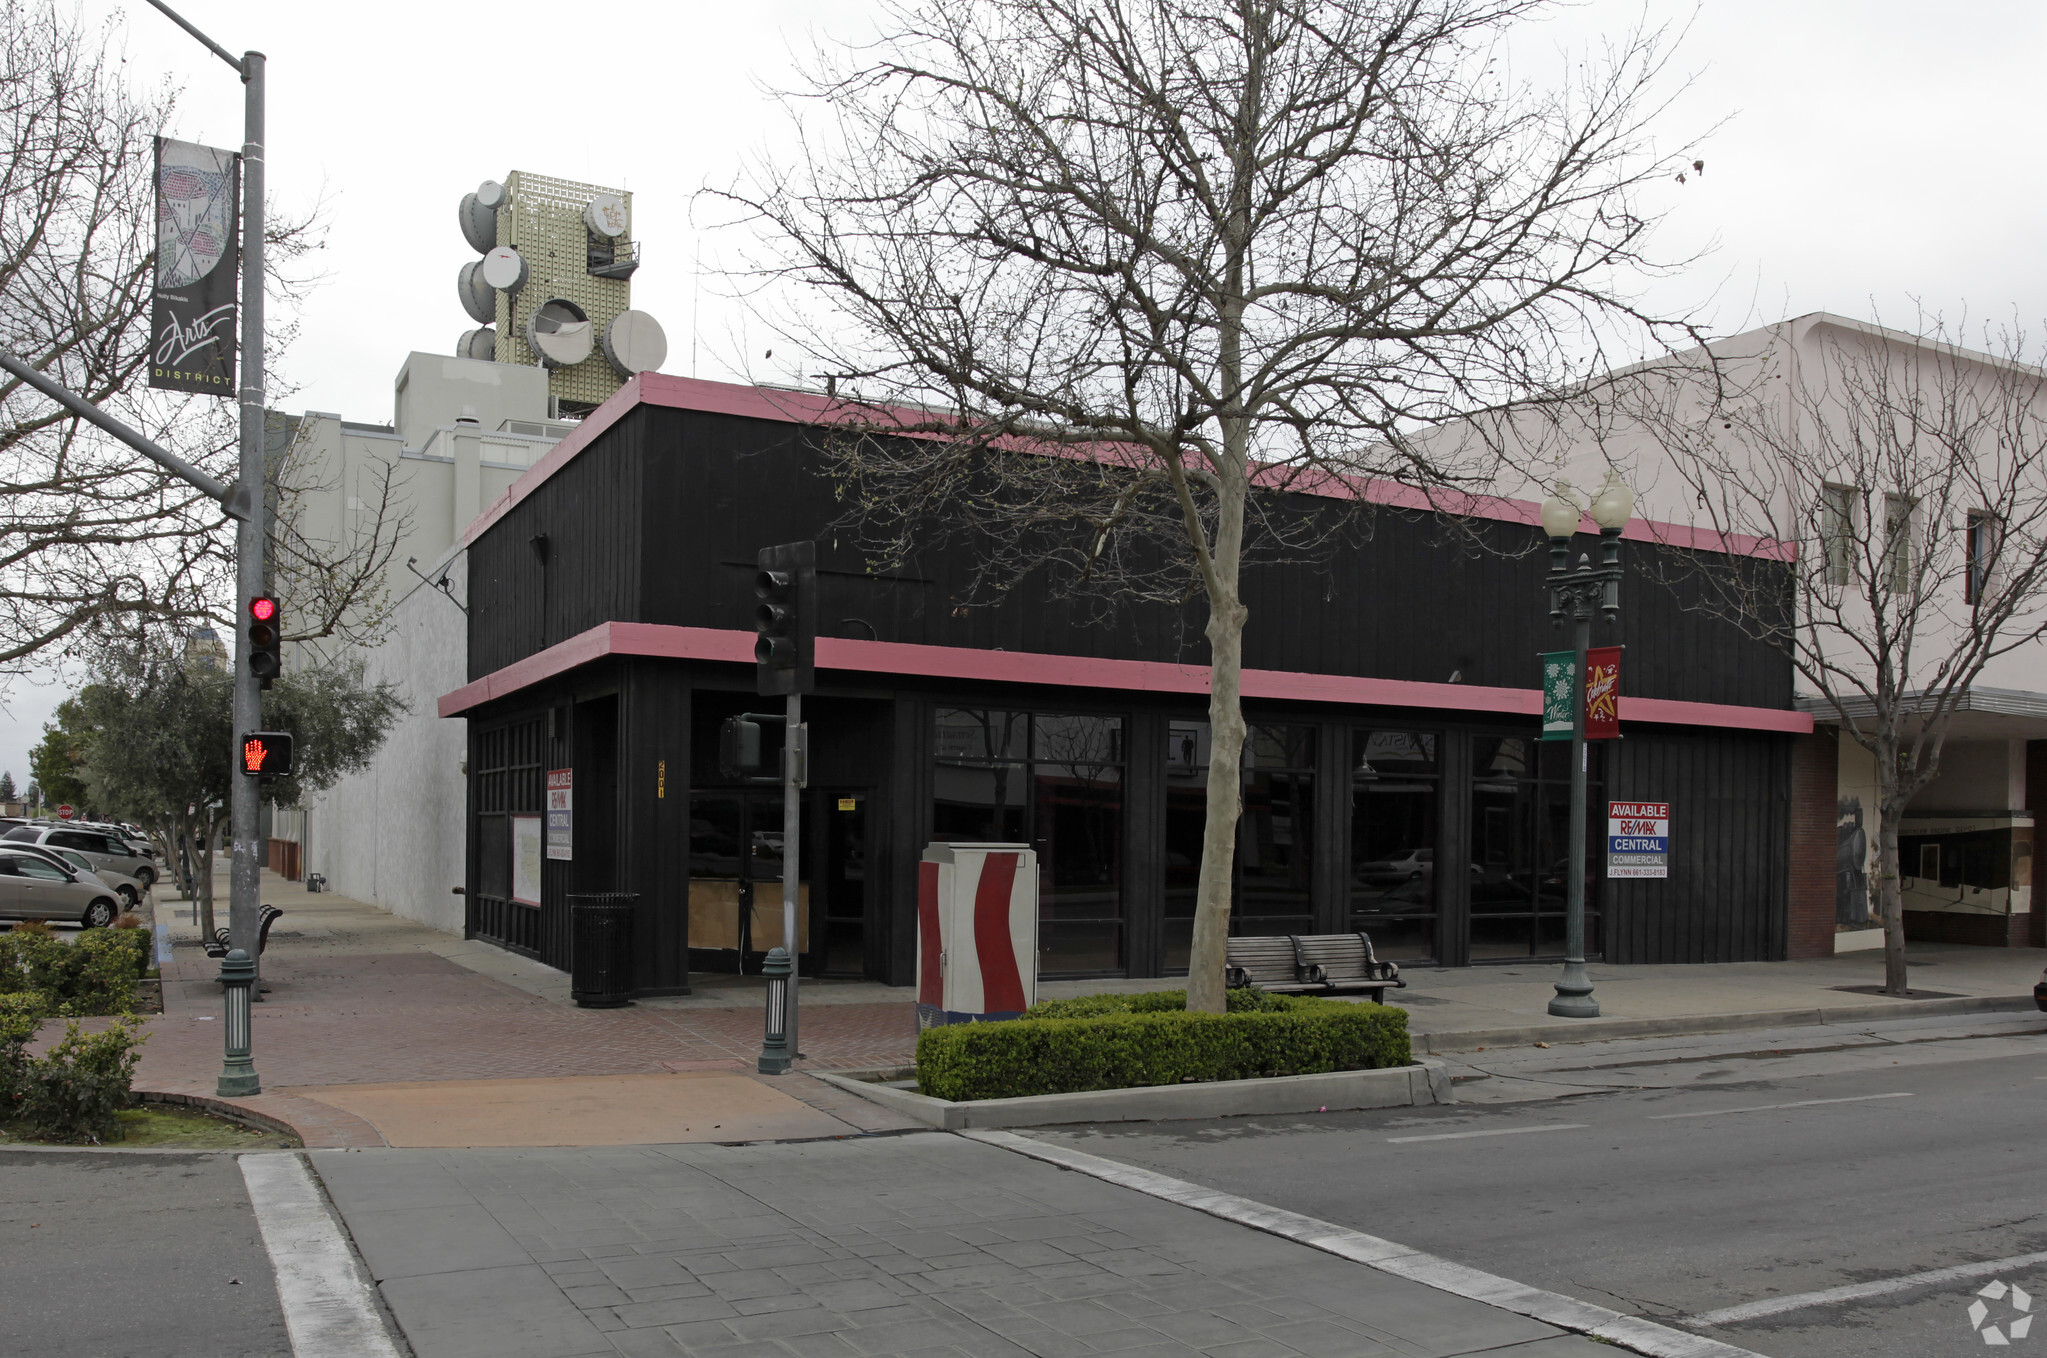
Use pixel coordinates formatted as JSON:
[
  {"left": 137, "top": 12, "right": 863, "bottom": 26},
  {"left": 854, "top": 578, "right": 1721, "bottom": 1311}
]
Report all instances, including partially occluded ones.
[{"left": 56, "top": 804, "right": 74, "bottom": 820}]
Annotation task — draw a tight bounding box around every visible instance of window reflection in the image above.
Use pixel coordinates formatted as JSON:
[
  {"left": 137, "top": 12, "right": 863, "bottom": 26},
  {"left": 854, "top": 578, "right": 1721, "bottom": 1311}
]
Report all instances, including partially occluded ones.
[
  {"left": 1163, "top": 721, "right": 1316, "bottom": 969},
  {"left": 1466, "top": 737, "right": 1602, "bottom": 960},
  {"left": 1350, "top": 730, "right": 1439, "bottom": 961},
  {"left": 933, "top": 709, "right": 1124, "bottom": 974}
]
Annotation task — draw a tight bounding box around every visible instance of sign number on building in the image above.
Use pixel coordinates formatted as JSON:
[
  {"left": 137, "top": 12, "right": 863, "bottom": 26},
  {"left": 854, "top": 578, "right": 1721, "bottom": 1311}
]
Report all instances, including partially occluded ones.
[
  {"left": 1608, "top": 800, "right": 1669, "bottom": 879},
  {"left": 545, "top": 769, "right": 573, "bottom": 861}
]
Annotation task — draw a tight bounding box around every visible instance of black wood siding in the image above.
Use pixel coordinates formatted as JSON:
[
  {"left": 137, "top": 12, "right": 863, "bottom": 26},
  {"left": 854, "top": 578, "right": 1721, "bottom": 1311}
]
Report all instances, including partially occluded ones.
[
  {"left": 468, "top": 406, "right": 1792, "bottom": 714},
  {"left": 1606, "top": 726, "right": 1791, "bottom": 963}
]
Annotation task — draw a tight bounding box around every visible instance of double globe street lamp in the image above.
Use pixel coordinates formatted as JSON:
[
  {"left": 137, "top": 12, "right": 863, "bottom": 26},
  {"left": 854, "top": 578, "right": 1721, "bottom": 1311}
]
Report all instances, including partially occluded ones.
[{"left": 1538, "top": 470, "right": 1635, "bottom": 1019}]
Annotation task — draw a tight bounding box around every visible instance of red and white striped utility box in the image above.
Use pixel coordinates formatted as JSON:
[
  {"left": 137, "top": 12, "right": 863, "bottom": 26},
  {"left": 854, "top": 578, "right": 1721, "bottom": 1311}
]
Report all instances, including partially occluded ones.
[{"left": 916, "top": 842, "right": 1039, "bottom": 1028}]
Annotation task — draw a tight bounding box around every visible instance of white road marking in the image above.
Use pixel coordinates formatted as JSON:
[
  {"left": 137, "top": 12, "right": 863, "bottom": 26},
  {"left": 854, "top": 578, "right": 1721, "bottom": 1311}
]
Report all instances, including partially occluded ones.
[
  {"left": 962, "top": 1128, "right": 1761, "bottom": 1358},
  {"left": 1387, "top": 1123, "right": 1590, "bottom": 1143},
  {"left": 1648, "top": 1092, "right": 1913, "bottom": 1120},
  {"left": 240, "top": 1153, "right": 403, "bottom": 1358},
  {"left": 1694, "top": 1250, "right": 2047, "bottom": 1325}
]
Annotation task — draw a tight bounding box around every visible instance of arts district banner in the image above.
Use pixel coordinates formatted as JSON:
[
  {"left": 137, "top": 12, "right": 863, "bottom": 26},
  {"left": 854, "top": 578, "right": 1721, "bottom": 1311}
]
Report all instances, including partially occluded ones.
[{"left": 151, "top": 137, "right": 239, "bottom": 395}]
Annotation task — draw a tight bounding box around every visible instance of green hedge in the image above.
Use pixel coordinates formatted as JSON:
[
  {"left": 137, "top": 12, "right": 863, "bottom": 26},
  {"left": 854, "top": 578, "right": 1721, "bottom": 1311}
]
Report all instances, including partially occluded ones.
[
  {"left": 0, "top": 930, "right": 144, "bottom": 1016},
  {"left": 916, "top": 991, "right": 1410, "bottom": 1102}
]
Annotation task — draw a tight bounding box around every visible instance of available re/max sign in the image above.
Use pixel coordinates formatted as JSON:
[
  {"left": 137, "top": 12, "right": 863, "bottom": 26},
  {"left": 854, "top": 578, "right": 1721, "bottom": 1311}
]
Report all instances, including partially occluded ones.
[{"left": 1608, "top": 800, "right": 1670, "bottom": 879}]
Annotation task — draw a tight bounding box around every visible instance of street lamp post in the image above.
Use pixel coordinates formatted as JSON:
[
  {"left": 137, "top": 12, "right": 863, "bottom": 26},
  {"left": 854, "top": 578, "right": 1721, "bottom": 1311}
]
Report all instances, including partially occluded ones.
[{"left": 1539, "top": 471, "right": 1634, "bottom": 1019}]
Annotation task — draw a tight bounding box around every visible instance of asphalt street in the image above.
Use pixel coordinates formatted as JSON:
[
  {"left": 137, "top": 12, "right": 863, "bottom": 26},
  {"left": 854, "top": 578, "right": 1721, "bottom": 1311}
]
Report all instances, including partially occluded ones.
[
  {"left": 1025, "top": 1012, "right": 2047, "bottom": 1358},
  {"left": 0, "top": 1150, "right": 291, "bottom": 1358}
]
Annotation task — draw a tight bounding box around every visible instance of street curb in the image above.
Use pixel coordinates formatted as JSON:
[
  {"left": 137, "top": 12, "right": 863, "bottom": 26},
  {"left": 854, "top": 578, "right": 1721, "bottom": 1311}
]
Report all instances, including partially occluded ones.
[
  {"left": 961, "top": 1128, "right": 1760, "bottom": 1358},
  {"left": 136, "top": 1089, "right": 304, "bottom": 1142},
  {"left": 1410, "top": 994, "right": 2039, "bottom": 1053},
  {"left": 816, "top": 1060, "right": 1451, "bottom": 1130}
]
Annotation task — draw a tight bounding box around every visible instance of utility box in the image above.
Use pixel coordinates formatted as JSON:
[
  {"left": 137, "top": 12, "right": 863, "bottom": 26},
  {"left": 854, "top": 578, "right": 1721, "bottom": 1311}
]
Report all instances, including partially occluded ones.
[{"left": 916, "top": 842, "right": 1038, "bottom": 1028}]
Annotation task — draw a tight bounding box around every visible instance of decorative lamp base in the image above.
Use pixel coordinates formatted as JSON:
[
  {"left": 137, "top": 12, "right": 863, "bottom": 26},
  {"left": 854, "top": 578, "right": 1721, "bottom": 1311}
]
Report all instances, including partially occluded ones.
[
  {"left": 1547, "top": 960, "right": 1600, "bottom": 1018},
  {"left": 757, "top": 1048, "right": 791, "bottom": 1076},
  {"left": 217, "top": 1064, "right": 260, "bottom": 1097}
]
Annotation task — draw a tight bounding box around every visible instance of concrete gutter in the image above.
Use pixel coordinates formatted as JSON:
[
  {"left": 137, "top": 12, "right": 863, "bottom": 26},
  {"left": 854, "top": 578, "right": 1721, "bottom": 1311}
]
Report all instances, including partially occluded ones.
[
  {"left": 1410, "top": 993, "right": 2039, "bottom": 1054},
  {"left": 814, "top": 1060, "right": 1450, "bottom": 1131}
]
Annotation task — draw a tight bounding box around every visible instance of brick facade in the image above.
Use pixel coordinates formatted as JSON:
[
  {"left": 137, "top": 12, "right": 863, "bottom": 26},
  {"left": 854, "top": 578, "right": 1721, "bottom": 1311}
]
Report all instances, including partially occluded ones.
[{"left": 1787, "top": 730, "right": 1839, "bottom": 959}]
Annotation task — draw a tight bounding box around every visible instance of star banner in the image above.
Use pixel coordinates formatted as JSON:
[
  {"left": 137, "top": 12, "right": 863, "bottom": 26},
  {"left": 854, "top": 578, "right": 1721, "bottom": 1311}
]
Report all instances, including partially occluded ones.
[
  {"left": 1540, "top": 650, "right": 1576, "bottom": 741},
  {"left": 1585, "top": 646, "right": 1621, "bottom": 740}
]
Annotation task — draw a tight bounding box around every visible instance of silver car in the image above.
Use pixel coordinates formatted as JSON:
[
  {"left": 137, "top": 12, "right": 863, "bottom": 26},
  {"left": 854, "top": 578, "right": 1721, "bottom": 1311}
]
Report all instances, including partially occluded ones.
[
  {"left": 0, "top": 847, "right": 122, "bottom": 928},
  {"left": 2, "top": 825, "right": 156, "bottom": 888},
  {"left": 8, "top": 842, "right": 145, "bottom": 909}
]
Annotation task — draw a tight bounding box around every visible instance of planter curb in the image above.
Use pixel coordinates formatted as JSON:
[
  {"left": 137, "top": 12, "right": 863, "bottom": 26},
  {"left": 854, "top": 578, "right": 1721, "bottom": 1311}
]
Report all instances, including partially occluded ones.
[{"left": 816, "top": 1058, "right": 1449, "bottom": 1130}]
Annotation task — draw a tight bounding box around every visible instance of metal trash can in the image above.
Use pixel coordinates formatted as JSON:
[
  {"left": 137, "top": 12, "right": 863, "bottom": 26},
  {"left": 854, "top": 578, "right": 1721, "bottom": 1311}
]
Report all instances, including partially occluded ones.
[{"left": 569, "top": 892, "right": 639, "bottom": 1008}]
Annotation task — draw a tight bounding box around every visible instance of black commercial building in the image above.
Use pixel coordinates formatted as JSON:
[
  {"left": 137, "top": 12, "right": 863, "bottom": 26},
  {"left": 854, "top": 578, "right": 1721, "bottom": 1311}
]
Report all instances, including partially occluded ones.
[{"left": 441, "top": 374, "right": 1829, "bottom": 996}]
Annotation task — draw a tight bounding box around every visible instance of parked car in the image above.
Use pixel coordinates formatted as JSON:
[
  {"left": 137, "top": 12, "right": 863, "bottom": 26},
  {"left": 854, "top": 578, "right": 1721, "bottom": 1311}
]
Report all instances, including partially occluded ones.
[
  {"left": 2, "top": 824, "right": 156, "bottom": 888},
  {"left": 0, "top": 846, "right": 122, "bottom": 927},
  {"left": 8, "top": 842, "right": 146, "bottom": 908},
  {"left": 2035, "top": 966, "right": 2047, "bottom": 1012}
]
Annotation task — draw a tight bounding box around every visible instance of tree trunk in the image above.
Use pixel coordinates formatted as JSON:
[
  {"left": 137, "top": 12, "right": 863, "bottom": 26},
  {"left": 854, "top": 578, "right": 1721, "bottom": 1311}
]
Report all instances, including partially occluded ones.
[
  {"left": 1876, "top": 759, "right": 1909, "bottom": 995},
  {"left": 196, "top": 814, "right": 219, "bottom": 941},
  {"left": 1186, "top": 588, "right": 1250, "bottom": 1013}
]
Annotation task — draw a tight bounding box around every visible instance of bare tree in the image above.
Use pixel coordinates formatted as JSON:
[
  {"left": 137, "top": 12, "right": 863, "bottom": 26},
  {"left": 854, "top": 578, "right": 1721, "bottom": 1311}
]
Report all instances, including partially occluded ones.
[
  {"left": 1633, "top": 318, "right": 2047, "bottom": 994},
  {"left": 0, "top": 4, "right": 332, "bottom": 679},
  {"left": 724, "top": 0, "right": 1704, "bottom": 1008}
]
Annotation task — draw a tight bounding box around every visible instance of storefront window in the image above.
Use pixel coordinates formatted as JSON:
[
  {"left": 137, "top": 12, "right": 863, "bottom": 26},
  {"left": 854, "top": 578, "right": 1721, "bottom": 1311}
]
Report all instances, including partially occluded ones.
[
  {"left": 1349, "top": 730, "right": 1439, "bottom": 961},
  {"left": 1467, "top": 733, "right": 1602, "bottom": 960},
  {"left": 933, "top": 709, "right": 1124, "bottom": 975},
  {"left": 1163, "top": 721, "right": 1316, "bottom": 969}
]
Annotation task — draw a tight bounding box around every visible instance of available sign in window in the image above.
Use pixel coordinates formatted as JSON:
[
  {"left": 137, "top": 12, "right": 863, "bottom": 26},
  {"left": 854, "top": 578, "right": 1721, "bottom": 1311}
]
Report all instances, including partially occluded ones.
[
  {"left": 1608, "top": 800, "right": 1668, "bottom": 879},
  {"left": 546, "top": 768, "right": 573, "bottom": 861}
]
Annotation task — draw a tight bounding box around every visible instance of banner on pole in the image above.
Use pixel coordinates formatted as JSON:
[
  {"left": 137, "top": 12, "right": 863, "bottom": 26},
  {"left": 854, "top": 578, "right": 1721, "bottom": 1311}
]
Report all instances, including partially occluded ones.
[
  {"left": 151, "top": 137, "right": 239, "bottom": 395},
  {"left": 1585, "top": 646, "right": 1622, "bottom": 741},
  {"left": 1608, "top": 800, "right": 1670, "bottom": 878},
  {"left": 1540, "top": 651, "right": 1576, "bottom": 741}
]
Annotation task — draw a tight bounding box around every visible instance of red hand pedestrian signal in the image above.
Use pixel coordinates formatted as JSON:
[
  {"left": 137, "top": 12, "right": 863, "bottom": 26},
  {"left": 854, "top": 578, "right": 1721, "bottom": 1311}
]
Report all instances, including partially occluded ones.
[{"left": 239, "top": 731, "right": 293, "bottom": 778}]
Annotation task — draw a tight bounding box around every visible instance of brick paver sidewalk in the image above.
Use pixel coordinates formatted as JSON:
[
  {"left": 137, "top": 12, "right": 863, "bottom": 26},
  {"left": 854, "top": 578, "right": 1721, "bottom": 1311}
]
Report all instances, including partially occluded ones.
[
  {"left": 312, "top": 1132, "right": 1601, "bottom": 1358},
  {"left": 138, "top": 875, "right": 920, "bottom": 1146}
]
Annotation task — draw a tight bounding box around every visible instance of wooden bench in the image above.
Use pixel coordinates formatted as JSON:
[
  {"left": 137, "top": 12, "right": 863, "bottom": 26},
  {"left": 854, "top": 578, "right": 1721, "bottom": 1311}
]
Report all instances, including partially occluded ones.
[
  {"left": 1225, "top": 932, "right": 1406, "bottom": 1003},
  {"left": 200, "top": 904, "right": 284, "bottom": 961}
]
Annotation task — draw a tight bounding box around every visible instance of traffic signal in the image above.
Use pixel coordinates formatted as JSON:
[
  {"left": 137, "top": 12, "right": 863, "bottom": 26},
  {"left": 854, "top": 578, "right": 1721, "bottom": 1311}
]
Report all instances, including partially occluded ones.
[
  {"left": 753, "top": 541, "right": 815, "bottom": 697},
  {"left": 247, "top": 595, "right": 282, "bottom": 687},
  {"left": 239, "top": 731, "right": 294, "bottom": 779}
]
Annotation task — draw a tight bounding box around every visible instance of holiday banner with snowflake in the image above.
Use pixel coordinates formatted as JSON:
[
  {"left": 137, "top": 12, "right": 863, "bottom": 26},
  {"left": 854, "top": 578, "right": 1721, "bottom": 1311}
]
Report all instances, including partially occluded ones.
[{"left": 1540, "top": 651, "right": 1576, "bottom": 740}]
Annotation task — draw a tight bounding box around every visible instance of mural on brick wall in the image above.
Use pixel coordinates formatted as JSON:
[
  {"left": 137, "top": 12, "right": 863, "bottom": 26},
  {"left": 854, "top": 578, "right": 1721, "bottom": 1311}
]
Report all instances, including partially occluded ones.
[{"left": 1837, "top": 798, "right": 1871, "bottom": 926}]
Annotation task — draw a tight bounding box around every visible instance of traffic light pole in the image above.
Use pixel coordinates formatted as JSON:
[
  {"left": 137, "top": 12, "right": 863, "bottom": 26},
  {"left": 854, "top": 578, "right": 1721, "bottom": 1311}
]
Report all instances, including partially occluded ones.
[
  {"left": 149, "top": 3, "right": 266, "bottom": 1096},
  {"left": 782, "top": 692, "right": 802, "bottom": 1063}
]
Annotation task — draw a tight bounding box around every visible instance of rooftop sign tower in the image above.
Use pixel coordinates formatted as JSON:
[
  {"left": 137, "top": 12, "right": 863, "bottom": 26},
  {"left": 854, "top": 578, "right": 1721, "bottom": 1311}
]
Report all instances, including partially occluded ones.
[{"left": 454, "top": 171, "right": 667, "bottom": 413}]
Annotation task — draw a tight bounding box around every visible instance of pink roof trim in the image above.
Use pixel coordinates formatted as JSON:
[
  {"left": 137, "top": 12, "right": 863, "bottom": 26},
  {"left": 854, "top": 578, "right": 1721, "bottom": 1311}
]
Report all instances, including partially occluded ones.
[
  {"left": 457, "top": 371, "right": 1791, "bottom": 561},
  {"left": 437, "top": 620, "right": 1812, "bottom": 736}
]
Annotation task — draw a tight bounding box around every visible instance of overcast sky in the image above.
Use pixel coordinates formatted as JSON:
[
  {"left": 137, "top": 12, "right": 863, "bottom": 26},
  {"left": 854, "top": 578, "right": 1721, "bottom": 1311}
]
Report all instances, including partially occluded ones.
[{"left": 4, "top": 0, "right": 2042, "bottom": 787}]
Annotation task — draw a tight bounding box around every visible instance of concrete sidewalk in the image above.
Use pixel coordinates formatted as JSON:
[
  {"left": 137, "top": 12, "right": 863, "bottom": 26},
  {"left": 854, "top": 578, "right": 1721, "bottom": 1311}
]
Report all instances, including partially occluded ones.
[
  {"left": 134, "top": 868, "right": 2044, "bottom": 1147},
  {"left": 310, "top": 1132, "right": 1620, "bottom": 1358}
]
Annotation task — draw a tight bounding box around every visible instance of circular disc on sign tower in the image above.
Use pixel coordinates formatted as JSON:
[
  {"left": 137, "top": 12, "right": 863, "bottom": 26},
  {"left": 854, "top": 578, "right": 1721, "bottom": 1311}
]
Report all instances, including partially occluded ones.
[
  {"left": 457, "top": 327, "right": 496, "bottom": 362},
  {"left": 602, "top": 310, "right": 668, "bottom": 377},
  {"left": 480, "top": 245, "right": 528, "bottom": 293},
  {"left": 474, "top": 179, "right": 507, "bottom": 210},
  {"left": 526, "top": 298, "right": 593, "bottom": 368},
  {"left": 583, "top": 193, "right": 628, "bottom": 240},
  {"left": 457, "top": 260, "right": 495, "bottom": 322},
  {"left": 458, "top": 191, "right": 499, "bottom": 254}
]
